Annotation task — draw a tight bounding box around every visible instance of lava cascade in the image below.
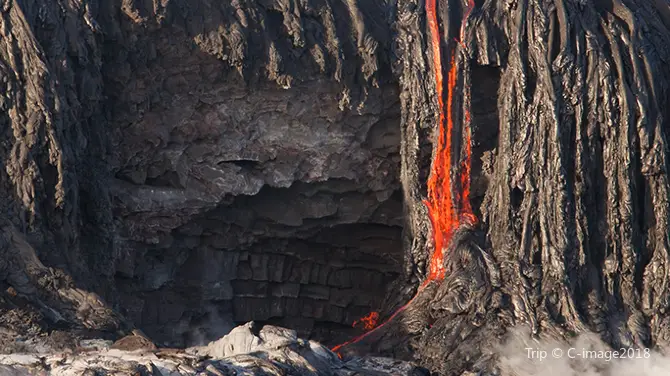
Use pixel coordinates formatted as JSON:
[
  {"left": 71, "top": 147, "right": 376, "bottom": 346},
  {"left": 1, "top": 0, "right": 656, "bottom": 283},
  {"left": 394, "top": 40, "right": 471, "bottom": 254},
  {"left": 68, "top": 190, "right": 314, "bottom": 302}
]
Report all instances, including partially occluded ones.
[
  {"left": 423, "top": 0, "right": 476, "bottom": 282},
  {"left": 332, "top": 0, "right": 475, "bottom": 355}
]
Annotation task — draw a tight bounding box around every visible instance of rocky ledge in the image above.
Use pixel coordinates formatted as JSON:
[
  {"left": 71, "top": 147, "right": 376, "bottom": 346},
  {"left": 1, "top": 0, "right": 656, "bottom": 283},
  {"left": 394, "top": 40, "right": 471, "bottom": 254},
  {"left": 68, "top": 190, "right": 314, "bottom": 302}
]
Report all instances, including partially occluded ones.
[{"left": 0, "top": 322, "right": 427, "bottom": 375}]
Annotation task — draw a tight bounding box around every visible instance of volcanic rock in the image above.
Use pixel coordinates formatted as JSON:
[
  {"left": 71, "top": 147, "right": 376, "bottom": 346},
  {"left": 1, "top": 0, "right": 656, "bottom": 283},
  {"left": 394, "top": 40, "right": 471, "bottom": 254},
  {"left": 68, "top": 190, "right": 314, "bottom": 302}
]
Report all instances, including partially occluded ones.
[
  {"left": 0, "top": 0, "right": 402, "bottom": 349},
  {"left": 0, "top": 322, "right": 428, "bottom": 376},
  {"left": 110, "top": 329, "right": 157, "bottom": 351}
]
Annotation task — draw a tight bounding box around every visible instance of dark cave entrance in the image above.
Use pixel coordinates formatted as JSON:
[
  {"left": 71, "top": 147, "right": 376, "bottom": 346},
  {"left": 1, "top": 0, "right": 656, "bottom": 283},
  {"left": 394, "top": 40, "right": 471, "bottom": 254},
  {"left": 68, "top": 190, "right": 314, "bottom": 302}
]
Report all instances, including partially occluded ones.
[{"left": 114, "top": 180, "right": 404, "bottom": 348}]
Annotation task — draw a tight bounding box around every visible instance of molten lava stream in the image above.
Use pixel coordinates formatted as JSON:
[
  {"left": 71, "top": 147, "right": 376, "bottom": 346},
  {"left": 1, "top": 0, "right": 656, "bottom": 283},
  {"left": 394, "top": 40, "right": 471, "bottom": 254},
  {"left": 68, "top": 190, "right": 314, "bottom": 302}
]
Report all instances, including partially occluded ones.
[
  {"left": 423, "top": 0, "right": 478, "bottom": 279},
  {"left": 424, "top": 50, "right": 460, "bottom": 282},
  {"left": 330, "top": 299, "right": 416, "bottom": 356},
  {"left": 331, "top": 0, "right": 476, "bottom": 356}
]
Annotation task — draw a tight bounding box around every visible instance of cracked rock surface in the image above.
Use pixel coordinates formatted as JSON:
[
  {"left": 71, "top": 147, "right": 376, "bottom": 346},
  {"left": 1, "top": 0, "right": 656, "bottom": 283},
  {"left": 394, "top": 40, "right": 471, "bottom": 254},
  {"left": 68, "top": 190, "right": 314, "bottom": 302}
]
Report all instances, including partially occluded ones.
[
  {"left": 0, "top": 322, "right": 428, "bottom": 376},
  {"left": 6, "top": 0, "right": 670, "bottom": 375}
]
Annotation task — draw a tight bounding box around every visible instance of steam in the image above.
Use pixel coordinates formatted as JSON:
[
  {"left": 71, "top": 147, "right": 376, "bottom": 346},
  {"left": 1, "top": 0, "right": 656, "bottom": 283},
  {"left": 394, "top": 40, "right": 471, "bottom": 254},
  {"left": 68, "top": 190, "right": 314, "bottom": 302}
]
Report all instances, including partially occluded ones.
[
  {"left": 497, "top": 327, "right": 670, "bottom": 376},
  {"left": 185, "top": 305, "right": 234, "bottom": 347}
]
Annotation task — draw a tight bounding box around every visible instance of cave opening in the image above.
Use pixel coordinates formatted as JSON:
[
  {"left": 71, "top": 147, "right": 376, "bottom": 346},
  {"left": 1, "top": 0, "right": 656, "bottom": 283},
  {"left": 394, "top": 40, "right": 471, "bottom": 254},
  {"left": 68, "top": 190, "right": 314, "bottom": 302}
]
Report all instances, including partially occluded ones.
[{"left": 112, "top": 178, "right": 405, "bottom": 348}]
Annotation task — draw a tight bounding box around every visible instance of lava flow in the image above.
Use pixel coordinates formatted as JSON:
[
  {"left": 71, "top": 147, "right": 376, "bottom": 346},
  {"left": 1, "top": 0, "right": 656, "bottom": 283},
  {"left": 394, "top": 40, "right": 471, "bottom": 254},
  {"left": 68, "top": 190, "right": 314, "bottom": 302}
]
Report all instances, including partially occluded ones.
[
  {"left": 331, "top": 312, "right": 382, "bottom": 356},
  {"left": 330, "top": 299, "right": 416, "bottom": 356},
  {"left": 353, "top": 311, "right": 380, "bottom": 331},
  {"left": 331, "top": 0, "right": 475, "bottom": 356},
  {"left": 423, "top": 0, "right": 477, "bottom": 282}
]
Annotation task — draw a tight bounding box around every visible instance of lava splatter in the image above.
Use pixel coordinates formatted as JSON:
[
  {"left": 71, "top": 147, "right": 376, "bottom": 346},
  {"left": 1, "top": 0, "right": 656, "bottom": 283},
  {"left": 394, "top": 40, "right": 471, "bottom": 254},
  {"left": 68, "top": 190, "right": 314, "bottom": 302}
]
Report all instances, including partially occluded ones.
[
  {"left": 330, "top": 297, "right": 416, "bottom": 356},
  {"left": 353, "top": 311, "right": 380, "bottom": 331}
]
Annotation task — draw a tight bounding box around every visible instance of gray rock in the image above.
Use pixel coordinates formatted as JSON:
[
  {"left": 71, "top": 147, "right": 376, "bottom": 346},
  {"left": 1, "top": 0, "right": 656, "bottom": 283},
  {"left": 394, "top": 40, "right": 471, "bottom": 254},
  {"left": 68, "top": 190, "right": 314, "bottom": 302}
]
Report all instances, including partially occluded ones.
[{"left": 0, "top": 323, "right": 426, "bottom": 376}]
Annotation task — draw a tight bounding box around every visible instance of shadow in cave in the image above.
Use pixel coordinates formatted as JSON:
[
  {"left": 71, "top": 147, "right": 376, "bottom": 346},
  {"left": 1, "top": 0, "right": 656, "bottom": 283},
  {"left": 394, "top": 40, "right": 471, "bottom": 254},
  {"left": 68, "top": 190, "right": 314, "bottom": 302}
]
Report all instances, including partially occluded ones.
[
  {"left": 112, "top": 175, "right": 405, "bottom": 346},
  {"left": 0, "top": 0, "right": 405, "bottom": 351},
  {"left": 93, "top": 0, "right": 406, "bottom": 347}
]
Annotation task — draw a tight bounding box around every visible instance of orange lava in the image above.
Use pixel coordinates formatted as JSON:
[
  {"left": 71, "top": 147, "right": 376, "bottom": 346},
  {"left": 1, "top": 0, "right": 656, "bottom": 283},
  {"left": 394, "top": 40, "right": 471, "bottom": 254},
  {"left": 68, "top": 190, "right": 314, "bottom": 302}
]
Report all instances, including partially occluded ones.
[
  {"left": 459, "top": 68, "right": 476, "bottom": 226},
  {"left": 458, "top": 0, "right": 476, "bottom": 227},
  {"left": 330, "top": 296, "right": 417, "bottom": 355},
  {"left": 331, "top": 0, "right": 476, "bottom": 356},
  {"left": 423, "top": 49, "right": 460, "bottom": 281},
  {"left": 353, "top": 311, "right": 380, "bottom": 331},
  {"left": 424, "top": 0, "right": 478, "bottom": 281}
]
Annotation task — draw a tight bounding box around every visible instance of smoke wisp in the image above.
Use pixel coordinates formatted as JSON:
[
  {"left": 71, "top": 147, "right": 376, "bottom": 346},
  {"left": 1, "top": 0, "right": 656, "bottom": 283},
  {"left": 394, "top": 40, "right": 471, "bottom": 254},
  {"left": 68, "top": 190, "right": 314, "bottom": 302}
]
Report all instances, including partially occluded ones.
[{"left": 497, "top": 328, "right": 670, "bottom": 376}]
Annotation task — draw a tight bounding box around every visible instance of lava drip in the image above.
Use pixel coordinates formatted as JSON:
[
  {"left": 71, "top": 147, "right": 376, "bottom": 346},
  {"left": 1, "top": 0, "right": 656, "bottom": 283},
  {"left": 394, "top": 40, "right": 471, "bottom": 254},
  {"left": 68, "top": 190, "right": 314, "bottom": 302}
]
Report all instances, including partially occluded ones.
[
  {"left": 458, "top": 0, "right": 476, "bottom": 227},
  {"left": 331, "top": 0, "right": 476, "bottom": 355},
  {"left": 458, "top": 56, "right": 477, "bottom": 227}
]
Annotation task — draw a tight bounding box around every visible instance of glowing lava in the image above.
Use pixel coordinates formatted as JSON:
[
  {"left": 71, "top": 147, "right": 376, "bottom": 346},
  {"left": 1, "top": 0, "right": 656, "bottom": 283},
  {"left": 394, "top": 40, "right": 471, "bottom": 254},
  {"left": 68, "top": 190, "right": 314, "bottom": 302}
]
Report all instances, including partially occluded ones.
[
  {"left": 330, "top": 299, "right": 415, "bottom": 356},
  {"left": 458, "top": 0, "right": 476, "bottom": 227},
  {"left": 353, "top": 311, "right": 380, "bottom": 331},
  {"left": 331, "top": 0, "right": 476, "bottom": 356},
  {"left": 423, "top": 0, "right": 476, "bottom": 282}
]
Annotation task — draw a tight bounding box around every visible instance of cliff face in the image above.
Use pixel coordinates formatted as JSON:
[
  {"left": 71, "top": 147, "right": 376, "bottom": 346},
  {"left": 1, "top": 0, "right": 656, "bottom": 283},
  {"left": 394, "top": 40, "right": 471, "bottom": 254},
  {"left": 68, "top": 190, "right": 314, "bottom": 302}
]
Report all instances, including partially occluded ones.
[
  {"left": 340, "top": 0, "right": 670, "bottom": 374},
  {"left": 8, "top": 0, "right": 670, "bottom": 374},
  {"left": 0, "top": 0, "right": 402, "bottom": 349}
]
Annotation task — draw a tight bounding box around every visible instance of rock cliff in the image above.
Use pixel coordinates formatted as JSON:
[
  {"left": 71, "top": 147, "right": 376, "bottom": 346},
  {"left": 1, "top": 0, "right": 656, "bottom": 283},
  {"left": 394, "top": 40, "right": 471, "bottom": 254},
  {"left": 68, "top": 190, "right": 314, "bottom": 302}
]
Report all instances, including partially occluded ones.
[
  {"left": 0, "top": 0, "right": 402, "bottom": 349},
  {"left": 7, "top": 0, "right": 670, "bottom": 375}
]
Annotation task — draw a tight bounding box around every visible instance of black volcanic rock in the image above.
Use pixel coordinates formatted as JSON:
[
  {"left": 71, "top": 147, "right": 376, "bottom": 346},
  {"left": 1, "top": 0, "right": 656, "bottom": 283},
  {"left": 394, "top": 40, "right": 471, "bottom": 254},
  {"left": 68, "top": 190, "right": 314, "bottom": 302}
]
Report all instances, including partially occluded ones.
[
  {"left": 4, "top": 0, "right": 670, "bottom": 375},
  {"left": 341, "top": 0, "right": 670, "bottom": 375},
  {"left": 0, "top": 0, "right": 402, "bottom": 349}
]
